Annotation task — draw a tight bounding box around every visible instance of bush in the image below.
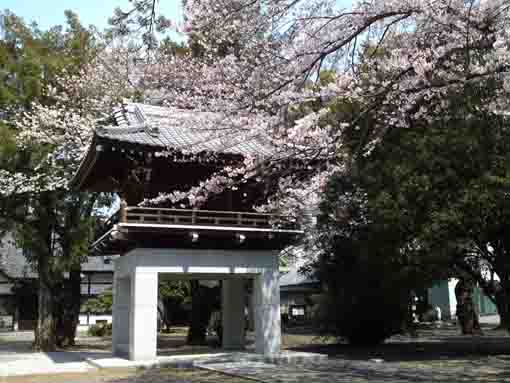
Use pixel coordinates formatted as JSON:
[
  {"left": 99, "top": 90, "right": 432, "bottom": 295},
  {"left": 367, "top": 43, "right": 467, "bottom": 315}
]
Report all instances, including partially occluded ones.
[
  {"left": 313, "top": 237, "right": 413, "bottom": 345},
  {"left": 313, "top": 173, "right": 436, "bottom": 345},
  {"left": 87, "top": 323, "right": 112, "bottom": 337},
  {"left": 315, "top": 281, "right": 408, "bottom": 345}
]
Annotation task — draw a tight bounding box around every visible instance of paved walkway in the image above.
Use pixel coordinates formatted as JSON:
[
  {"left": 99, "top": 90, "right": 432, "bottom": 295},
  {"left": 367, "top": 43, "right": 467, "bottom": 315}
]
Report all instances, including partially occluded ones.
[
  {"left": 199, "top": 356, "right": 510, "bottom": 383},
  {"left": 0, "top": 332, "right": 323, "bottom": 377},
  {"left": 198, "top": 323, "right": 510, "bottom": 383},
  {"left": 0, "top": 332, "right": 105, "bottom": 376}
]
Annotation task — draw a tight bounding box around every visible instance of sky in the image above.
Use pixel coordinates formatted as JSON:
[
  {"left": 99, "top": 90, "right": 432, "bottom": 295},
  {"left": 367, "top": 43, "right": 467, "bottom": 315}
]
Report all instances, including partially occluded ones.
[{"left": 2, "top": 0, "right": 183, "bottom": 32}]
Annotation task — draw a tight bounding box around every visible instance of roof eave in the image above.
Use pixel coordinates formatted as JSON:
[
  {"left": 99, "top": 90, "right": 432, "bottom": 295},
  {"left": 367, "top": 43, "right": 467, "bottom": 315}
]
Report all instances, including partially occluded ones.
[{"left": 70, "top": 135, "right": 100, "bottom": 191}]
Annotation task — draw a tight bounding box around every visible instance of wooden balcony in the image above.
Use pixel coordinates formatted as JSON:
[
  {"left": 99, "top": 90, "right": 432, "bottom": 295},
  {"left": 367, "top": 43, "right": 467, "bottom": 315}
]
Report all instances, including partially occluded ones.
[
  {"left": 92, "top": 204, "right": 302, "bottom": 255},
  {"left": 120, "top": 206, "right": 291, "bottom": 228}
]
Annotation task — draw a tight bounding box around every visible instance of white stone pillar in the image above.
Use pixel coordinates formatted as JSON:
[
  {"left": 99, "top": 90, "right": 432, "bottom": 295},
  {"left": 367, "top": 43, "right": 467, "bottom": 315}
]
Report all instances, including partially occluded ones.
[
  {"left": 222, "top": 279, "right": 245, "bottom": 349},
  {"left": 129, "top": 269, "right": 158, "bottom": 361},
  {"left": 112, "top": 276, "right": 131, "bottom": 357},
  {"left": 253, "top": 268, "right": 281, "bottom": 355}
]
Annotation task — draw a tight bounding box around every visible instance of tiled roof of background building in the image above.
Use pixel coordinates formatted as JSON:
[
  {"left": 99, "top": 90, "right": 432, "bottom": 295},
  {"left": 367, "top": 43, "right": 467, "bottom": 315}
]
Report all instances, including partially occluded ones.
[
  {"left": 280, "top": 265, "right": 318, "bottom": 287},
  {"left": 279, "top": 245, "right": 319, "bottom": 287}
]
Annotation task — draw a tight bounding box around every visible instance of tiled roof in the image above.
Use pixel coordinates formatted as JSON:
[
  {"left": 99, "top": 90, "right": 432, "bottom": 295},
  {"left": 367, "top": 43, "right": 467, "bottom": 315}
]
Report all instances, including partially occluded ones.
[
  {"left": 279, "top": 244, "right": 319, "bottom": 287},
  {"left": 280, "top": 265, "right": 318, "bottom": 287},
  {"left": 96, "top": 103, "right": 275, "bottom": 156}
]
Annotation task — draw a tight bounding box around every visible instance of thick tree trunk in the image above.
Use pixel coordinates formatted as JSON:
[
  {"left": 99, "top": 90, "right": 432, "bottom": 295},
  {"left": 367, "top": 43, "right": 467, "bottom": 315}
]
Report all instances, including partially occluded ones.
[
  {"left": 455, "top": 279, "right": 482, "bottom": 335},
  {"left": 56, "top": 269, "right": 81, "bottom": 347},
  {"left": 186, "top": 281, "right": 220, "bottom": 345},
  {"left": 187, "top": 281, "right": 208, "bottom": 345},
  {"left": 494, "top": 285, "right": 510, "bottom": 332},
  {"left": 34, "top": 274, "right": 56, "bottom": 351},
  {"left": 158, "top": 299, "right": 173, "bottom": 333}
]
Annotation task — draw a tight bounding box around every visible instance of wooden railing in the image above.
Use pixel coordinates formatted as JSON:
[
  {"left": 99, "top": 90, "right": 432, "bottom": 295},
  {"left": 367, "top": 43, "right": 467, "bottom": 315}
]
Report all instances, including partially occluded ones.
[
  {"left": 121, "top": 206, "right": 281, "bottom": 228},
  {"left": 93, "top": 202, "right": 299, "bottom": 243}
]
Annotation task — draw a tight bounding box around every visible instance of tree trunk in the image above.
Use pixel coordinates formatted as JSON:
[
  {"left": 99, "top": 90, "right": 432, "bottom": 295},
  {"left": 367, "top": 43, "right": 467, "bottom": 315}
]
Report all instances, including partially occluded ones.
[
  {"left": 34, "top": 273, "right": 56, "bottom": 351},
  {"left": 186, "top": 281, "right": 220, "bottom": 345},
  {"left": 187, "top": 281, "right": 208, "bottom": 345},
  {"left": 455, "top": 278, "right": 482, "bottom": 335},
  {"left": 158, "top": 299, "right": 173, "bottom": 333},
  {"left": 494, "top": 285, "right": 510, "bottom": 332},
  {"left": 56, "top": 269, "right": 81, "bottom": 347}
]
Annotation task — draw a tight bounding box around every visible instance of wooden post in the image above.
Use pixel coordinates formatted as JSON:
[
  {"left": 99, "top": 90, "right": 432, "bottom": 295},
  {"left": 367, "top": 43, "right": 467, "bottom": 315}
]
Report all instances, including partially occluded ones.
[{"left": 119, "top": 199, "right": 128, "bottom": 223}]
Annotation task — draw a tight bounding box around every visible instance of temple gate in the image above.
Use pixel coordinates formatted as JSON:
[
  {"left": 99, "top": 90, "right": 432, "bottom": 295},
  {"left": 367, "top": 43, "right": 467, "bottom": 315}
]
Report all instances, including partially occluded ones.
[{"left": 72, "top": 103, "right": 300, "bottom": 360}]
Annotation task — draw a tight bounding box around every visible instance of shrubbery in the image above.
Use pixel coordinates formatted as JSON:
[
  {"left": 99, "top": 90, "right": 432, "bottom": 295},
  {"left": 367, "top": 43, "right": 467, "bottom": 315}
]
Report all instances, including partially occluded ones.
[
  {"left": 313, "top": 251, "right": 411, "bottom": 345},
  {"left": 87, "top": 323, "right": 112, "bottom": 337},
  {"left": 313, "top": 174, "right": 430, "bottom": 345}
]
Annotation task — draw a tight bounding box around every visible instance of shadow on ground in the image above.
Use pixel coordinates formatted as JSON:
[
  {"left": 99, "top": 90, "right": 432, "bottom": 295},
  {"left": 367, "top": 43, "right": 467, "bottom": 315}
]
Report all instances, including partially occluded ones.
[{"left": 289, "top": 326, "right": 510, "bottom": 362}]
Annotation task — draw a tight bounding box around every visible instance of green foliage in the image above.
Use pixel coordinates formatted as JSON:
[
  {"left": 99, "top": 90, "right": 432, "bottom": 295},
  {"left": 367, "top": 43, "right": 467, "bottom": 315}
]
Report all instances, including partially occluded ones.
[
  {"left": 361, "top": 110, "right": 510, "bottom": 282},
  {"left": 158, "top": 280, "right": 191, "bottom": 331},
  {"left": 314, "top": 175, "right": 421, "bottom": 344},
  {"left": 159, "top": 280, "right": 190, "bottom": 303},
  {"left": 315, "top": 80, "right": 510, "bottom": 338},
  {"left": 87, "top": 322, "right": 112, "bottom": 337},
  {"left": 81, "top": 288, "right": 113, "bottom": 315},
  {"left": 0, "top": 10, "right": 94, "bottom": 109},
  {"left": 0, "top": 10, "right": 112, "bottom": 350}
]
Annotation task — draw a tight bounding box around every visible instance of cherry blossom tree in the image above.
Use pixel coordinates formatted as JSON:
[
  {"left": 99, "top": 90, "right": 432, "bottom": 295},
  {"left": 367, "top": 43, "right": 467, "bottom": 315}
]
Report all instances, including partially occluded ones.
[
  {"left": 0, "top": 21, "right": 135, "bottom": 349},
  {"left": 114, "top": 0, "right": 509, "bottom": 223}
]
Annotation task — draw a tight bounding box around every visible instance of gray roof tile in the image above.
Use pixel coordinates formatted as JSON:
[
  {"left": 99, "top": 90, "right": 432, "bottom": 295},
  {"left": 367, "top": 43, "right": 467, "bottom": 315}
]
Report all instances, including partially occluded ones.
[
  {"left": 97, "top": 103, "right": 275, "bottom": 156},
  {"left": 280, "top": 265, "right": 318, "bottom": 287}
]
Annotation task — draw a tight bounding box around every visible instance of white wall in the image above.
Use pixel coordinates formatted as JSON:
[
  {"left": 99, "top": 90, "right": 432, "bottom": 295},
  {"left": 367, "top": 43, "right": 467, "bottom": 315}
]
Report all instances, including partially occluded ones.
[
  {"left": 427, "top": 280, "right": 453, "bottom": 319},
  {"left": 427, "top": 278, "right": 459, "bottom": 320},
  {"left": 447, "top": 278, "right": 458, "bottom": 318},
  {"left": 78, "top": 314, "right": 112, "bottom": 326}
]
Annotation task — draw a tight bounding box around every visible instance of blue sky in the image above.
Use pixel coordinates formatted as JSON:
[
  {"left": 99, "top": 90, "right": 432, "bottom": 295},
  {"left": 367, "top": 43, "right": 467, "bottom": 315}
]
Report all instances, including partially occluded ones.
[{"left": 2, "top": 0, "right": 183, "bottom": 31}]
